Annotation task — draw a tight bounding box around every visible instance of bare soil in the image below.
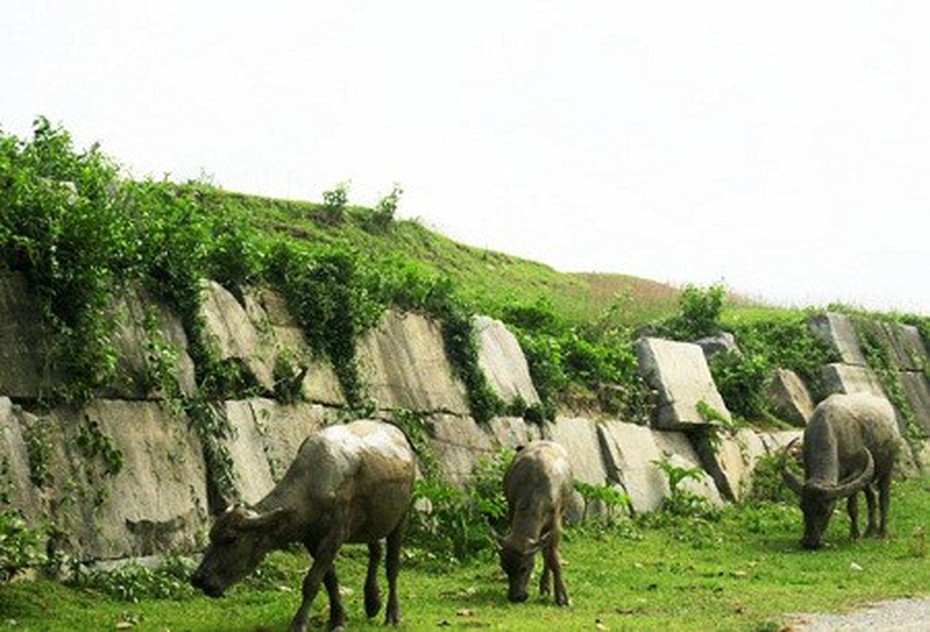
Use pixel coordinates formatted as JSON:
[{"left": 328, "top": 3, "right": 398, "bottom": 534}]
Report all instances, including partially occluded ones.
[{"left": 787, "top": 596, "right": 930, "bottom": 631}]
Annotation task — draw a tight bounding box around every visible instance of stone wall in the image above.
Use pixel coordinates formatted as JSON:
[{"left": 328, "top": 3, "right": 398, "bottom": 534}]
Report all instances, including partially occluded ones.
[{"left": 2, "top": 271, "right": 928, "bottom": 563}]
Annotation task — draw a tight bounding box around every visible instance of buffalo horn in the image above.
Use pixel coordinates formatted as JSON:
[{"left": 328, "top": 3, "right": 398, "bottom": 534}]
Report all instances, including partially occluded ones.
[
  {"left": 781, "top": 438, "right": 804, "bottom": 495},
  {"left": 818, "top": 448, "right": 875, "bottom": 500}
]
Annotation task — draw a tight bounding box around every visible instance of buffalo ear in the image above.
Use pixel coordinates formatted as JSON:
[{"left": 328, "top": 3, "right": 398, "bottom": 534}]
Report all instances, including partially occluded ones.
[{"left": 526, "top": 530, "right": 552, "bottom": 555}]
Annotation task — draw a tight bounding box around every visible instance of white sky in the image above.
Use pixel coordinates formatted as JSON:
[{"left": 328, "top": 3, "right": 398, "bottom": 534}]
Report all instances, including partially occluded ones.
[{"left": 5, "top": 1, "right": 930, "bottom": 313}]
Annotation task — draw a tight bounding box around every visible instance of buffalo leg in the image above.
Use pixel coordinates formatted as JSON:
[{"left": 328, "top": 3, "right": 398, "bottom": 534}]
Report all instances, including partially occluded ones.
[
  {"left": 365, "top": 541, "right": 383, "bottom": 618},
  {"left": 544, "top": 527, "right": 569, "bottom": 607},
  {"left": 863, "top": 483, "right": 879, "bottom": 537},
  {"left": 847, "top": 493, "right": 860, "bottom": 540},
  {"left": 877, "top": 472, "right": 892, "bottom": 537},
  {"left": 291, "top": 524, "right": 347, "bottom": 632},
  {"left": 323, "top": 567, "right": 347, "bottom": 631},
  {"left": 539, "top": 556, "right": 551, "bottom": 597},
  {"left": 384, "top": 513, "right": 407, "bottom": 625},
  {"left": 290, "top": 555, "right": 334, "bottom": 632}
]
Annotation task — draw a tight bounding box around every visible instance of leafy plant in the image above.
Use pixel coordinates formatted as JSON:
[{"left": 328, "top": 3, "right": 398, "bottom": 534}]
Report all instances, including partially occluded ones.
[
  {"left": 573, "top": 481, "right": 631, "bottom": 526},
  {"left": 23, "top": 419, "right": 53, "bottom": 489},
  {"left": 660, "top": 283, "right": 726, "bottom": 341},
  {"left": 76, "top": 415, "right": 124, "bottom": 478},
  {"left": 651, "top": 458, "right": 721, "bottom": 521},
  {"left": 408, "top": 449, "right": 513, "bottom": 568},
  {"left": 0, "top": 509, "right": 47, "bottom": 581},
  {"left": 366, "top": 183, "right": 403, "bottom": 232},
  {"left": 747, "top": 452, "right": 800, "bottom": 505},
  {"left": 320, "top": 181, "right": 349, "bottom": 224},
  {"left": 70, "top": 555, "right": 196, "bottom": 602}
]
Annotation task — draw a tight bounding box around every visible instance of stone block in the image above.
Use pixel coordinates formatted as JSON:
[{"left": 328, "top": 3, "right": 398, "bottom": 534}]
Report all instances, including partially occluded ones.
[
  {"left": 821, "top": 363, "right": 886, "bottom": 398},
  {"left": 222, "top": 399, "right": 334, "bottom": 505},
  {"left": 809, "top": 313, "right": 867, "bottom": 366},
  {"left": 104, "top": 288, "right": 196, "bottom": 399},
  {"left": 652, "top": 431, "right": 723, "bottom": 506},
  {"left": 900, "top": 372, "right": 930, "bottom": 435},
  {"left": 0, "top": 398, "right": 44, "bottom": 522},
  {"left": 424, "top": 414, "right": 495, "bottom": 487},
  {"left": 636, "top": 337, "right": 731, "bottom": 429},
  {"left": 543, "top": 417, "right": 610, "bottom": 486},
  {"left": 765, "top": 368, "right": 814, "bottom": 426},
  {"left": 544, "top": 417, "right": 623, "bottom": 521},
  {"left": 486, "top": 416, "right": 542, "bottom": 451},
  {"left": 199, "top": 280, "right": 276, "bottom": 393},
  {"left": 883, "top": 322, "right": 929, "bottom": 372},
  {"left": 242, "top": 288, "right": 344, "bottom": 406},
  {"left": 86, "top": 400, "right": 208, "bottom": 559},
  {"left": 598, "top": 420, "right": 669, "bottom": 514},
  {"left": 474, "top": 316, "right": 540, "bottom": 405},
  {"left": 28, "top": 401, "right": 209, "bottom": 561},
  {"left": 223, "top": 400, "right": 276, "bottom": 505},
  {"left": 691, "top": 427, "right": 764, "bottom": 502},
  {"left": 856, "top": 320, "right": 928, "bottom": 372},
  {"left": 695, "top": 332, "right": 740, "bottom": 358},
  {"left": 357, "top": 311, "right": 469, "bottom": 415}
]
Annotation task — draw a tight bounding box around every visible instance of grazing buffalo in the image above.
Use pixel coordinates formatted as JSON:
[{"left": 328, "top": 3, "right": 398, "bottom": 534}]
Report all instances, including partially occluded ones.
[
  {"left": 494, "top": 441, "right": 574, "bottom": 606},
  {"left": 782, "top": 392, "right": 902, "bottom": 549},
  {"left": 191, "top": 420, "right": 416, "bottom": 632}
]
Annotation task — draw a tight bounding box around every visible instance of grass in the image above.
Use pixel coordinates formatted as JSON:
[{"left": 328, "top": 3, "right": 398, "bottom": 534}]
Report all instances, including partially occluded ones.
[{"left": 3, "top": 476, "right": 930, "bottom": 632}]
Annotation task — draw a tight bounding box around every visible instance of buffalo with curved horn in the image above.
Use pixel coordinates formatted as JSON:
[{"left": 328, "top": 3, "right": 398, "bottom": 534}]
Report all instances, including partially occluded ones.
[{"left": 782, "top": 393, "right": 901, "bottom": 549}]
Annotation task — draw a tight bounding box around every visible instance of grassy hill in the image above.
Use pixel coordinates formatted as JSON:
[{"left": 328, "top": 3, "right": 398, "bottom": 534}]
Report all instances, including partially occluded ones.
[{"left": 212, "top": 190, "right": 684, "bottom": 327}]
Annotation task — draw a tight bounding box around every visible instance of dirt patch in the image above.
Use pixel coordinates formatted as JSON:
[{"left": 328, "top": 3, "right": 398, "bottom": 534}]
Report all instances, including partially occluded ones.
[{"left": 787, "top": 596, "right": 930, "bottom": 631}]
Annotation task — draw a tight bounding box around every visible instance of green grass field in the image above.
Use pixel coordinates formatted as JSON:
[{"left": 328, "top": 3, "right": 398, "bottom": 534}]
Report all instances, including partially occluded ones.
[{"left": 3, "top": 476, "right": 930, "bottom": 632}]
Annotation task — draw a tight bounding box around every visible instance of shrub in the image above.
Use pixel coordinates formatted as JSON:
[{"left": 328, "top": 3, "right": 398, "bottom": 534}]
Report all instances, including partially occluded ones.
[
  {"left": 651, "top": 458, "right": 721, "bottom": 521},
  {"left": 660, "top": 283, "right": 726, "bottom": 341},
  {"left": 366, "top": 183, "right": 403, "bottom": 232},
  {"left": 408, "top": 450, "right": 512, "bottom": 568}
]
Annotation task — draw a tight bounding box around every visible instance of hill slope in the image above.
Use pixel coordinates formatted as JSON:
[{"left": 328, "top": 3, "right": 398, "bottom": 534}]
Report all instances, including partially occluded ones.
[{"left": 214, "top": 190, "right": 683, "bottom": 326}]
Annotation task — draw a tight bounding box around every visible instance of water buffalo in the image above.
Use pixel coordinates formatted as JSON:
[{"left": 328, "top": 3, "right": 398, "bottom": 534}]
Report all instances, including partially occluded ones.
[
  {"left": 191, "top": 420, "right": 416, "bottom": 632},
  {"left": 494, "top": 441, "right": 573, "bottom": 606},
  {"left": 782, "top": 392, "right": 902, "bottom": 550}
]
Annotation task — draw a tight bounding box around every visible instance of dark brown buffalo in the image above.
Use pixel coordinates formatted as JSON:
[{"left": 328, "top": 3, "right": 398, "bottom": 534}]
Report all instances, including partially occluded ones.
[
  {"left": 191, "top": 420, "right": 416, "bottom": 632},
  {"left": 494, "top": 440, "right": 574, "bottom": 606},
  {"left": 783, "top": 393, "right": 901, "bottom": 549}
]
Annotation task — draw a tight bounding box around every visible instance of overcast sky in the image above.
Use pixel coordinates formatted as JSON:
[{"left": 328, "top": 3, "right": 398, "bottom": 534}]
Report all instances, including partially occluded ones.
[{"left": 5, "top": 1, "right": 930, "bottom": 313}]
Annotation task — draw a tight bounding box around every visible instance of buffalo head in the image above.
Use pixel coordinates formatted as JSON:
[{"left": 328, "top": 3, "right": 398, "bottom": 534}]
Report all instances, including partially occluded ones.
[
  {"left": 494, "top": 530, "right": 551, "bottom": 603},
  {"left": 191, "top": 506, "right": 290, "bottom": 597},
  {"left": 783, "top": 444, "right": 874, "bottom": 550}
]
